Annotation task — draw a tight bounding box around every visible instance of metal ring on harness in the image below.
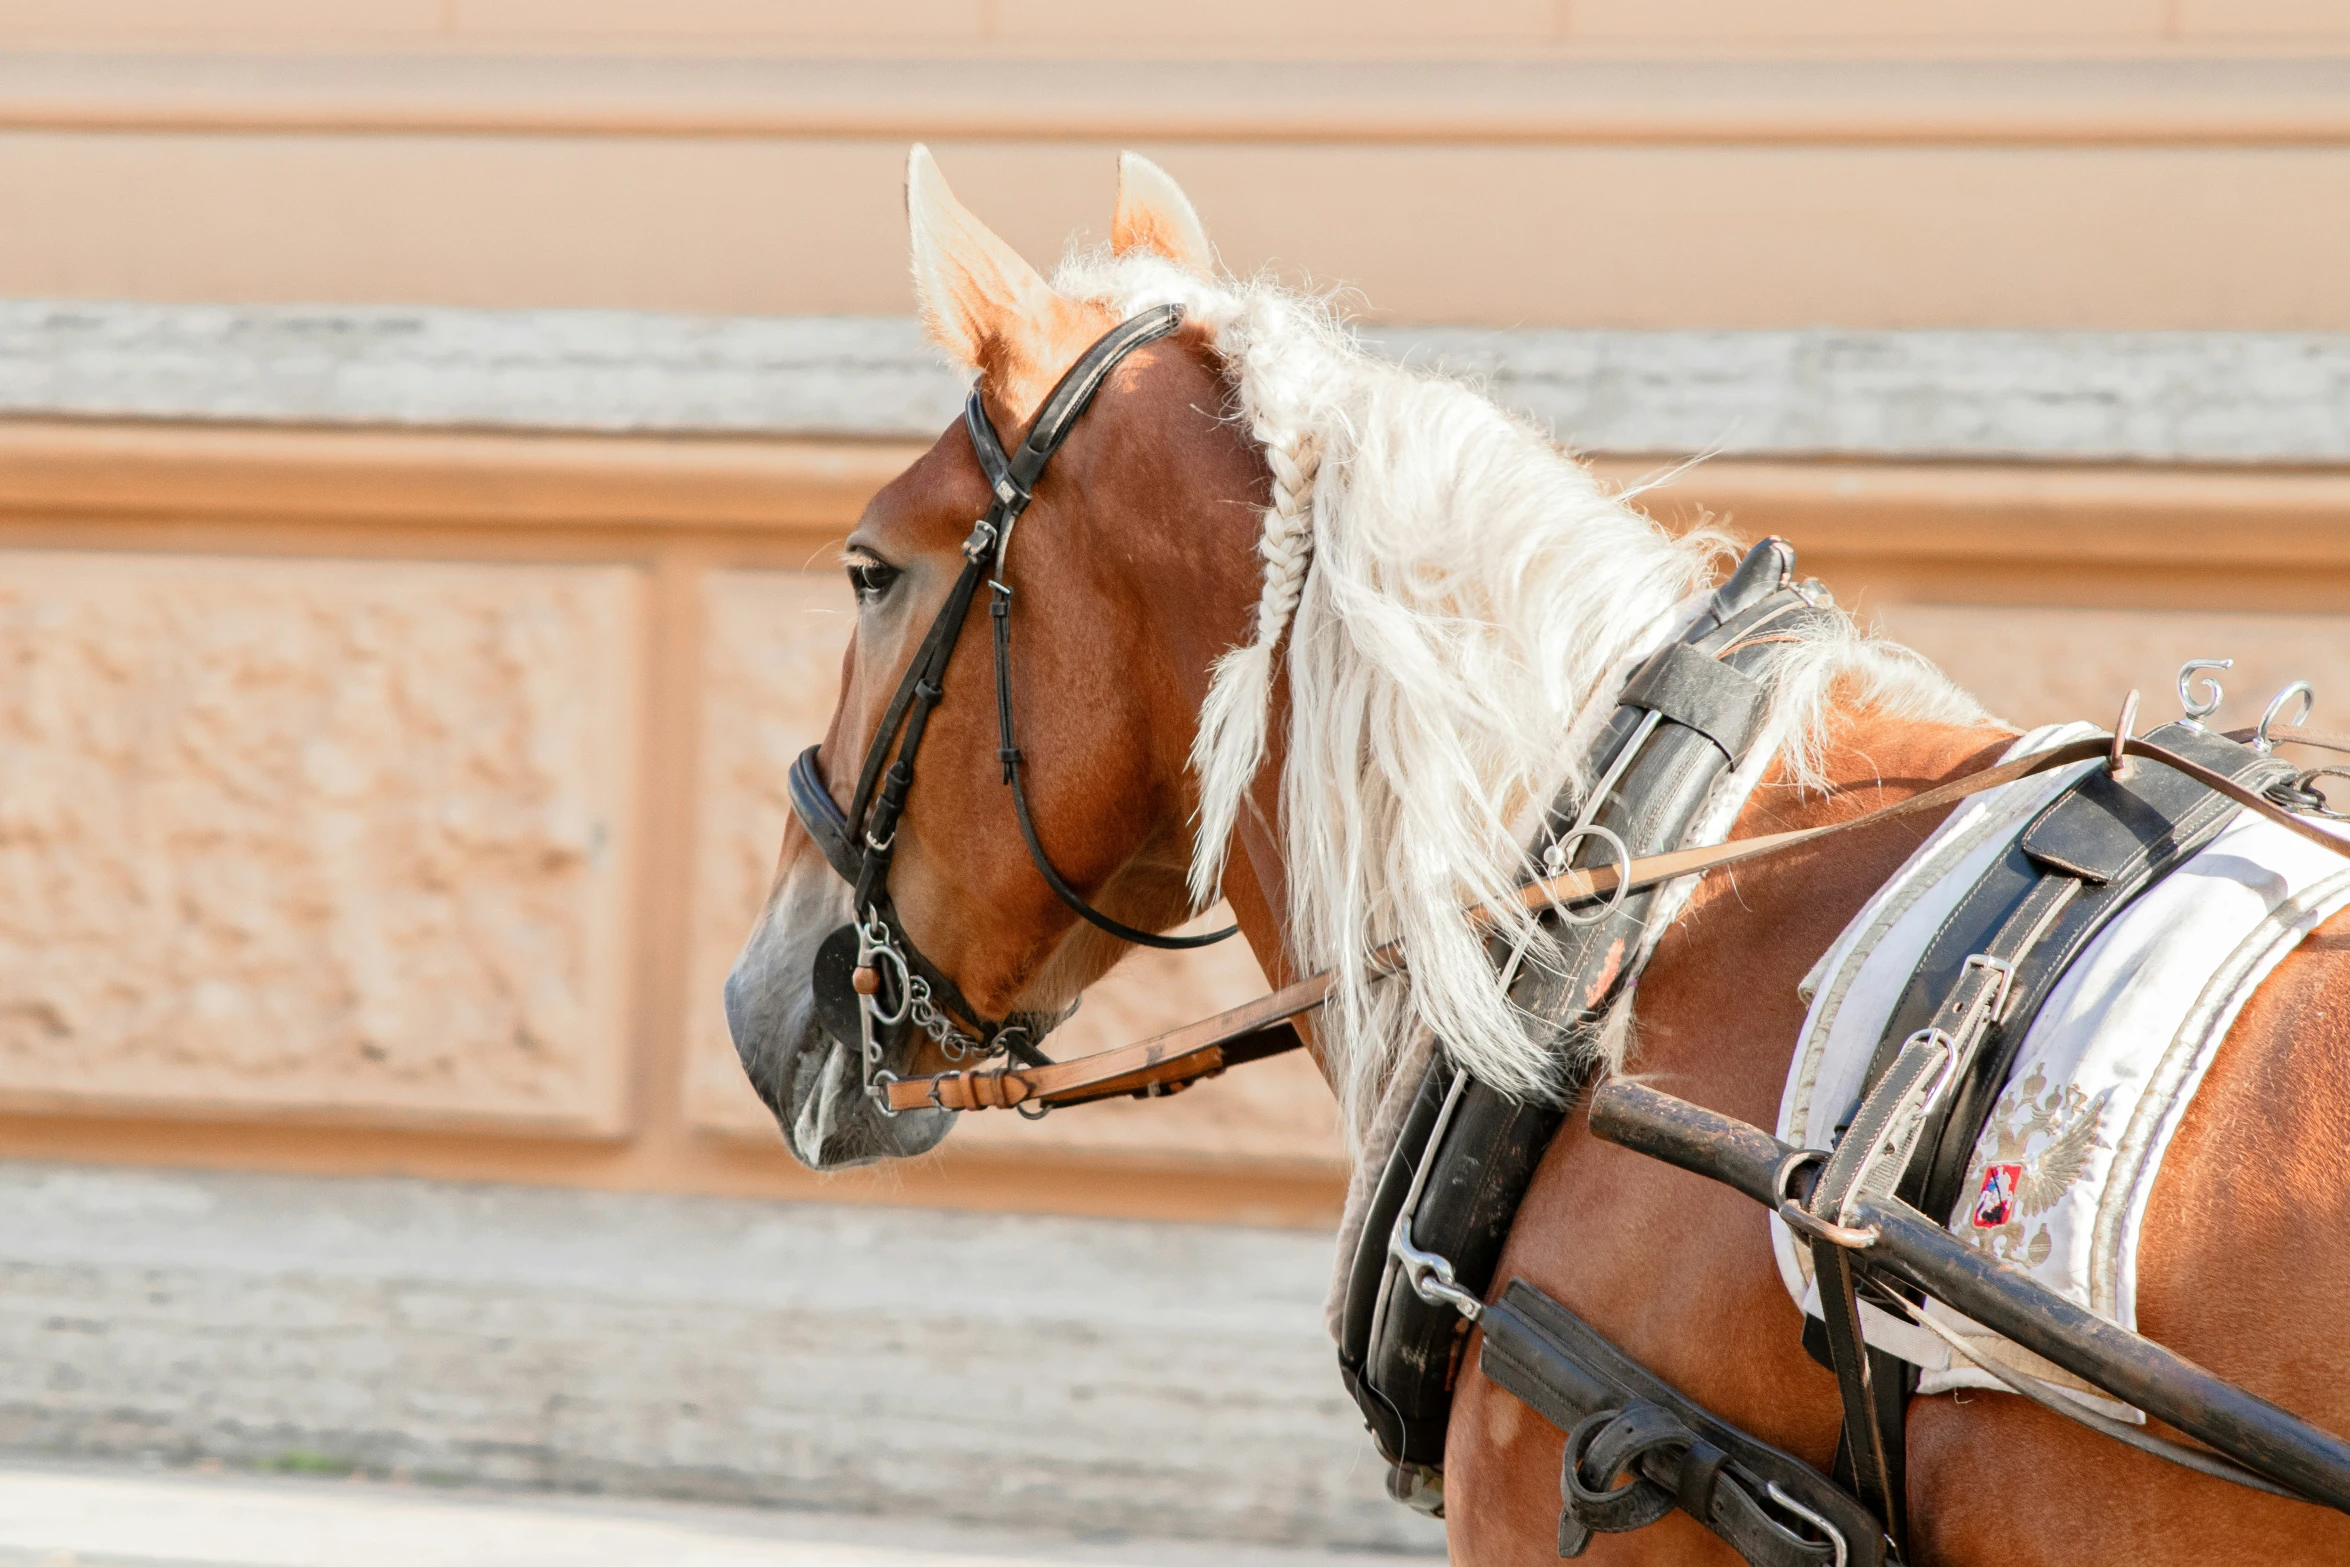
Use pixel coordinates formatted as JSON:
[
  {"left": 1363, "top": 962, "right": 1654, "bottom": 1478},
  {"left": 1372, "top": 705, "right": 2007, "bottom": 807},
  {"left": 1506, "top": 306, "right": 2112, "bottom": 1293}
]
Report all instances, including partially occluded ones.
[
  {"left": 2177, "top": 657, "right": 2232, "bottom": 724},
  {"left": 1543, "top": 822, "right": 1634, "bottom": 928},
  {"left": 1771, "top": 1149, "right": 1880, "bottom": 1250},
  {"left": 2289, "top": 766, "right": 2350, "bottom": 821},
  {"left": 2107, "top": 688, "right": 2139, "bottom": 780},
  {"left": 1770, "top": 1147, "right": 1825, "bottom": 1208}
]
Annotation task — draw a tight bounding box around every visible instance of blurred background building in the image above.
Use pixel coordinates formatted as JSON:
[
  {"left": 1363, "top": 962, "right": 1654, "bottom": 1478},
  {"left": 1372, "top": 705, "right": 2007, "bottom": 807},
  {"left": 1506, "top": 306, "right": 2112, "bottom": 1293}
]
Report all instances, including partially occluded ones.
[{"left": 0, "top": 2, "right": 2346, "bottom": 1551}]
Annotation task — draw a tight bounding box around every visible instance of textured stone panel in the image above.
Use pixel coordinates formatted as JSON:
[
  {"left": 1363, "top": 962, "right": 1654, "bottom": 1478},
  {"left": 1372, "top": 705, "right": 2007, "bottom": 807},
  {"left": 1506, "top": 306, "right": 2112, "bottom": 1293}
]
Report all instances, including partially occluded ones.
[
  {"left": 0, "top": 551, "right": 641, "bottom": 1130},
  {"left": 685, "top": 569, "right": 1343, "bottom": 1169},
  {"left": 1877, "top": 602, "right": 2350, "bottom": 738}
]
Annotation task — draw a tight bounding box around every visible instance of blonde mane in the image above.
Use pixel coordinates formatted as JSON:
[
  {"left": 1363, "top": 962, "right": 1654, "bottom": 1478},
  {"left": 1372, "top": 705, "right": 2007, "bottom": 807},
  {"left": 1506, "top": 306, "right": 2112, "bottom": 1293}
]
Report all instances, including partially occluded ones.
[{"left": 1056, "top": 251, "right": 1983, "bottom": 1151}]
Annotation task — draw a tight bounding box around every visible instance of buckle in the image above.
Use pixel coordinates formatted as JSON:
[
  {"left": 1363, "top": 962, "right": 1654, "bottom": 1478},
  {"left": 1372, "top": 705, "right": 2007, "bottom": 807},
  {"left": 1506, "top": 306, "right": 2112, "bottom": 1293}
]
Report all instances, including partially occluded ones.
[{"left": 1960, "top": 952, "right": 2016, "bottom": 1024}]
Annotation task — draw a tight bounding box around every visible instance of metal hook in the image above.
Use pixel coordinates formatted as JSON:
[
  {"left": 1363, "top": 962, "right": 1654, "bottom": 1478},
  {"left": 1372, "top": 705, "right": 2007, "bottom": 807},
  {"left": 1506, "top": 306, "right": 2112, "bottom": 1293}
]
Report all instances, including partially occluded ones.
[
  {"left": 2255, "top": 681, "right": 2315, "bottom": 754},
  {"left": 2108, "top": 688, "right": 2139, "bottom": 780},
  {"left": 2177, "top": 658, "right": 2232, "bottom": 725}
]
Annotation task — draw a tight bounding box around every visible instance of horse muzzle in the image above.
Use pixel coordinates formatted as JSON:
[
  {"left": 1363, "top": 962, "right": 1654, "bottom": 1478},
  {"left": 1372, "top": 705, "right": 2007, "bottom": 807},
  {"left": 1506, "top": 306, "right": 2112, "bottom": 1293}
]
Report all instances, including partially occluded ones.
[{"left": 723, "top": 867, "right": 950, "bottom": 1170}]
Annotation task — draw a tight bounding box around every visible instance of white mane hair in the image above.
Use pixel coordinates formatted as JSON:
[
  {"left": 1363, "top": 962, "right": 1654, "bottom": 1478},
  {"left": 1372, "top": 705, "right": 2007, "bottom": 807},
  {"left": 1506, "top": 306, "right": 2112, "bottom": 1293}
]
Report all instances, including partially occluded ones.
[{"left": 1055, "top": 250, "right": 1984, "bottom": 1150}]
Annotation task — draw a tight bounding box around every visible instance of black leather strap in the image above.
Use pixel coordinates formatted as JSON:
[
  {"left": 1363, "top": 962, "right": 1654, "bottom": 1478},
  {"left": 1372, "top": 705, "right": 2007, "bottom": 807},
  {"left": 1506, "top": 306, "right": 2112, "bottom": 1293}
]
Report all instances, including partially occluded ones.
[
  {"left": 1482, "top": 1281, "right": 1885, "bottom": 1567},
  {"left": 1620, "top": 642, "right": 1769, "bottom": 765},
  {"left": 1806, "top": 1231, "right": 1904, "bottom": 1543},
  {"left": 987, "top": 576, "right": 1235, "bottom": 950},
  {"left": 960, "top": 307, "right": 1238, "bottom": 954},
  {"left": 1339, "top": 540, "right": 1833, "bottom": 1490},
  {"left": 846, "top": 550, "right": 993, "bottom": 853},
  {"left": 1866, "top": 719, "right": 2294, "bottom": 1222},
  {"left": 791, "top": 744, "right": 862, "bottom": 883}
]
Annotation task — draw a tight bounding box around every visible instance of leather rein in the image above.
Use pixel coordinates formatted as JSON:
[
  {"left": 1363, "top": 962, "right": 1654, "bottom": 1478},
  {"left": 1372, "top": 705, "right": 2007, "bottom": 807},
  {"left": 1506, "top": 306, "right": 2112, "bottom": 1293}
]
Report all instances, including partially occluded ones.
[
  {"left": 882, "top": 722, "right": 2350, "bottom": 1116},
  {"left": 787, "top": 303, "right": 1238, "bottom": 1115}
]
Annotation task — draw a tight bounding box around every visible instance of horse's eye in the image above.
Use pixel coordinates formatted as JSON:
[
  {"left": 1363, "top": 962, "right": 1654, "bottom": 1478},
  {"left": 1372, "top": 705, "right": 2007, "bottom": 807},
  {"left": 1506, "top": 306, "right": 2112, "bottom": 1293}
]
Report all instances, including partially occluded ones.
[{"left": 847, "top": 558, "right": 900, "bottom": 603}]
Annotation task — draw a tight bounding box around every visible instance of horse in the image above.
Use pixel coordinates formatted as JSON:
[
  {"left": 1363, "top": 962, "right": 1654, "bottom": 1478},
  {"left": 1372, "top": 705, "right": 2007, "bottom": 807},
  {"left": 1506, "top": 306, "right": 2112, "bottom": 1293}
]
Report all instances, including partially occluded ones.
[{"left": 722, "top": 146, "right": 2350, "bottom": 1563}]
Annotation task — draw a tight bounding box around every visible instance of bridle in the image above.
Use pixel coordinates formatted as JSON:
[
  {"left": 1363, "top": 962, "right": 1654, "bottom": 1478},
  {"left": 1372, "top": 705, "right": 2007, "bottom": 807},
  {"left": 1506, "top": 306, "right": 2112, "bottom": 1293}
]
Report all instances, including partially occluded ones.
[{"left": 787, "top": 302, "right": 1238, "bottom": 1115}]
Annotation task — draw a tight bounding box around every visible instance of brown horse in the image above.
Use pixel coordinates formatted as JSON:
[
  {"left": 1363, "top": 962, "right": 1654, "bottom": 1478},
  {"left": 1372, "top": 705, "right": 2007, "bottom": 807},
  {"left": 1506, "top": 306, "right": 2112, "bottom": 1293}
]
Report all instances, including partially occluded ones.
[{"left": 724, "top": 148, "right": 2350, "bottom": 1562}]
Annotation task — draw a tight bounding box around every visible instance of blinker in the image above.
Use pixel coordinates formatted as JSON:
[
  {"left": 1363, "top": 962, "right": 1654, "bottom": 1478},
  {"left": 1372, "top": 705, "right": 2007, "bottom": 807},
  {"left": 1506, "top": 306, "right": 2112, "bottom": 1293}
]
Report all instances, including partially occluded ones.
[{"left": 788, "top": 747, "right": 861, "bottom": 883}]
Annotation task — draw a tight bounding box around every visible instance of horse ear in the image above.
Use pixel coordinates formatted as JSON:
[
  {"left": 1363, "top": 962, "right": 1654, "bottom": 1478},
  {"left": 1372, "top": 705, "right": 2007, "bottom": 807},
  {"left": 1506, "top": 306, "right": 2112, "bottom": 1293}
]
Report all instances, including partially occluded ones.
[
  {"left": 1112, "top": 153, "right": 1214, "bottom": 277},
  {"left": 905, "top": 144, "right": 1069, "bottom": 373}
]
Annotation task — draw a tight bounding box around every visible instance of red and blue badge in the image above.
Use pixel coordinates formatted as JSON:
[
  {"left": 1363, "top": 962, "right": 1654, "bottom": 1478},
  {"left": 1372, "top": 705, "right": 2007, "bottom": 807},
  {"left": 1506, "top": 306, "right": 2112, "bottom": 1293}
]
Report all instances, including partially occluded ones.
[{"left": 1972, "top": 1163, "right": 2022, "bottom": 1228}]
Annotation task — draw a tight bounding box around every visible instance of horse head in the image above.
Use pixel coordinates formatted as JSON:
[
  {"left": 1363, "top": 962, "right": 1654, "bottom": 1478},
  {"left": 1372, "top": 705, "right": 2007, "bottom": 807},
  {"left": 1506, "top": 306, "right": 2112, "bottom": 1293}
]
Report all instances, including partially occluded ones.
[{"left": 724, "top": 148, "right": 1289, "bottom": 1169}]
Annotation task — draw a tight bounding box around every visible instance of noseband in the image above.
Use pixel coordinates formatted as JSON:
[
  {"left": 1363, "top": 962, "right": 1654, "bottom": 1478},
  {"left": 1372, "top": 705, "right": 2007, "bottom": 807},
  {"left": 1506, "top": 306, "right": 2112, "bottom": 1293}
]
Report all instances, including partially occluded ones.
[{"left": 788, "top": 303, "right": 1238, "bottom": 1113}]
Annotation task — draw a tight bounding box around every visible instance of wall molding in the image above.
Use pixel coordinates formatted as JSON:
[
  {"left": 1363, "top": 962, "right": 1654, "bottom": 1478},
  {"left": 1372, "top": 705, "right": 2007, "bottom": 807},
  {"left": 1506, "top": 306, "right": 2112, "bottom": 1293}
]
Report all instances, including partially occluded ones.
[
  {"left": 3, "top": 419, "right": 2347, "bottom": 611},
  {"left": 4, "top": 53, "right": 2350, "bottom": 147}
]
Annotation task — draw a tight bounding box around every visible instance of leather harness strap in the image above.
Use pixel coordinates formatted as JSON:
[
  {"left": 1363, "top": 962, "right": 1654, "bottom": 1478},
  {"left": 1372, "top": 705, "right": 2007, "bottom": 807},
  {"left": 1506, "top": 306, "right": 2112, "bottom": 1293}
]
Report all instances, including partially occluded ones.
[
  {"left": 883, "top": 726, "right": 2350, "bottom": 1115},
  {"left": 897, "top": 976, "right": 1323, "bottom": 1113},
  {"left": 1339, "top": 544, "right": 1831, "bottom": 1494},
  {"left": 1481, "top": 1280, "right": 1883, "bottom": 1567}
]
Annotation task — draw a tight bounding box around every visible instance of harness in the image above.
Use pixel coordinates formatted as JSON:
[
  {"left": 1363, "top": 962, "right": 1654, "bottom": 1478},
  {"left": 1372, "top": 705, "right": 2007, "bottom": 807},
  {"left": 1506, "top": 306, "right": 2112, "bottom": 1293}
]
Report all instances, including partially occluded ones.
[
  {"left": 1794, "top": 714, "right": 2297, "bottom": 1540},
  {"left": 869, "top": 541, "right": 2350, "bottom": 1561},
  {"left": 786, "top": 304, "right": 1236, "bottom": 1113},
  {"left": 1339, "top": 538, "right": 1834, "bottom": 1503},
  {"left": 1347, "top": 687, "right": 2350, "bottom": 1564},
  {"left": 792, "top": 334, "right": 2350, "bottom": 1556}
]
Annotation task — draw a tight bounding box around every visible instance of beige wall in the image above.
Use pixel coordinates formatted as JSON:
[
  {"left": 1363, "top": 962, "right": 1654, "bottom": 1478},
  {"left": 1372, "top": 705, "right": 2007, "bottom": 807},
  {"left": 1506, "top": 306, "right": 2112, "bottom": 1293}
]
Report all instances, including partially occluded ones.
[
  {"left": 0, "top": 419, "right": 1360, "bottom": 1227},
  {"left": 3, "top": 5, "right": 2348, "bottom": 1223},
  {"left": 0, "top": 419, "right": 2346, "bottom": 1225},
  {"left": 3, "top": 10, "right": 2350, "bottom": 326}
]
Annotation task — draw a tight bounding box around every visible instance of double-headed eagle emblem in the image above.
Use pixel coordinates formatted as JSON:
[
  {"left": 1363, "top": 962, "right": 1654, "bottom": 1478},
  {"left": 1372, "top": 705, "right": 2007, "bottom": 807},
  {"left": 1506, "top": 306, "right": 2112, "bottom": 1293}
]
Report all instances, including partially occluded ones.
[{"left": 1957, "top": 1063, "right": 2114, "bottom": 1269}]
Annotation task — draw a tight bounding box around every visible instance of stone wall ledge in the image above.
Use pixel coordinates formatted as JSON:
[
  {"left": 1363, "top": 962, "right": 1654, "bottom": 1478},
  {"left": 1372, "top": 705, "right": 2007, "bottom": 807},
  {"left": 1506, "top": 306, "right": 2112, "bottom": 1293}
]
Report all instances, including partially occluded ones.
[{"left": 9, "top": 301, "right": 2350, "bottom": 464}]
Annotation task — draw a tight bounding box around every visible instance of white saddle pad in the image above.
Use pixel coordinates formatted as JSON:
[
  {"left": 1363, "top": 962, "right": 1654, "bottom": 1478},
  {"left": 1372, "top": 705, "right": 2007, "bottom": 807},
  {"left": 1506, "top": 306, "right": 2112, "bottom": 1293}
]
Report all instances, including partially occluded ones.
[{"left": 1772, "top": 723, "right": 2350, "bottom": 1415}]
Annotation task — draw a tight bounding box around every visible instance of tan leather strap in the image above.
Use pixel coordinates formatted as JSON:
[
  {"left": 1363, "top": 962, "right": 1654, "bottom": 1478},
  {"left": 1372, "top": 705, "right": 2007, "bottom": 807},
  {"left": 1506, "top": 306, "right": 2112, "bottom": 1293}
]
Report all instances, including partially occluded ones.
[
  {"left": 2228, "top": 725, "right": 2350, "bottom": 758},
  {"left": 888, "top": 975, "right": 1331, "bottom": 1113},
  {"left": 889, "top": 731, "right": 2350, "bottom": 1115}
]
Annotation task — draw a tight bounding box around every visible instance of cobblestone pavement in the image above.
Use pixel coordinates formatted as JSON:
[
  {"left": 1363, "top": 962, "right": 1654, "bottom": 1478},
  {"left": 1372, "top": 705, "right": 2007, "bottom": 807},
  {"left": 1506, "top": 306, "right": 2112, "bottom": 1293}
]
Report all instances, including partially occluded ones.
[{"left": 0, "top": 1460, "right": 1431, "bottom": 1567}]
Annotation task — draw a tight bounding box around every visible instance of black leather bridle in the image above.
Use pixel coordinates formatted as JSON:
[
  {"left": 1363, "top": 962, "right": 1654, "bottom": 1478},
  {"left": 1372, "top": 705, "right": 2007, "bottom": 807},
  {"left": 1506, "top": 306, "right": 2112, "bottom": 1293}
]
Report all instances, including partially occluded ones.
[{"left": 788, "top": 303, "right": 1238, "bottom": 1110}]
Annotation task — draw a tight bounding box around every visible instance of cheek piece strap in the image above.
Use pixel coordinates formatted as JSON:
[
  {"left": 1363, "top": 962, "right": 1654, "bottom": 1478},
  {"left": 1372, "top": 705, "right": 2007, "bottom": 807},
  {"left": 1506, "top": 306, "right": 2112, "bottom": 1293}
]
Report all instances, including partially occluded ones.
[{"left": 788, "top": 303, "right": 1241, "bottom": 1106}]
